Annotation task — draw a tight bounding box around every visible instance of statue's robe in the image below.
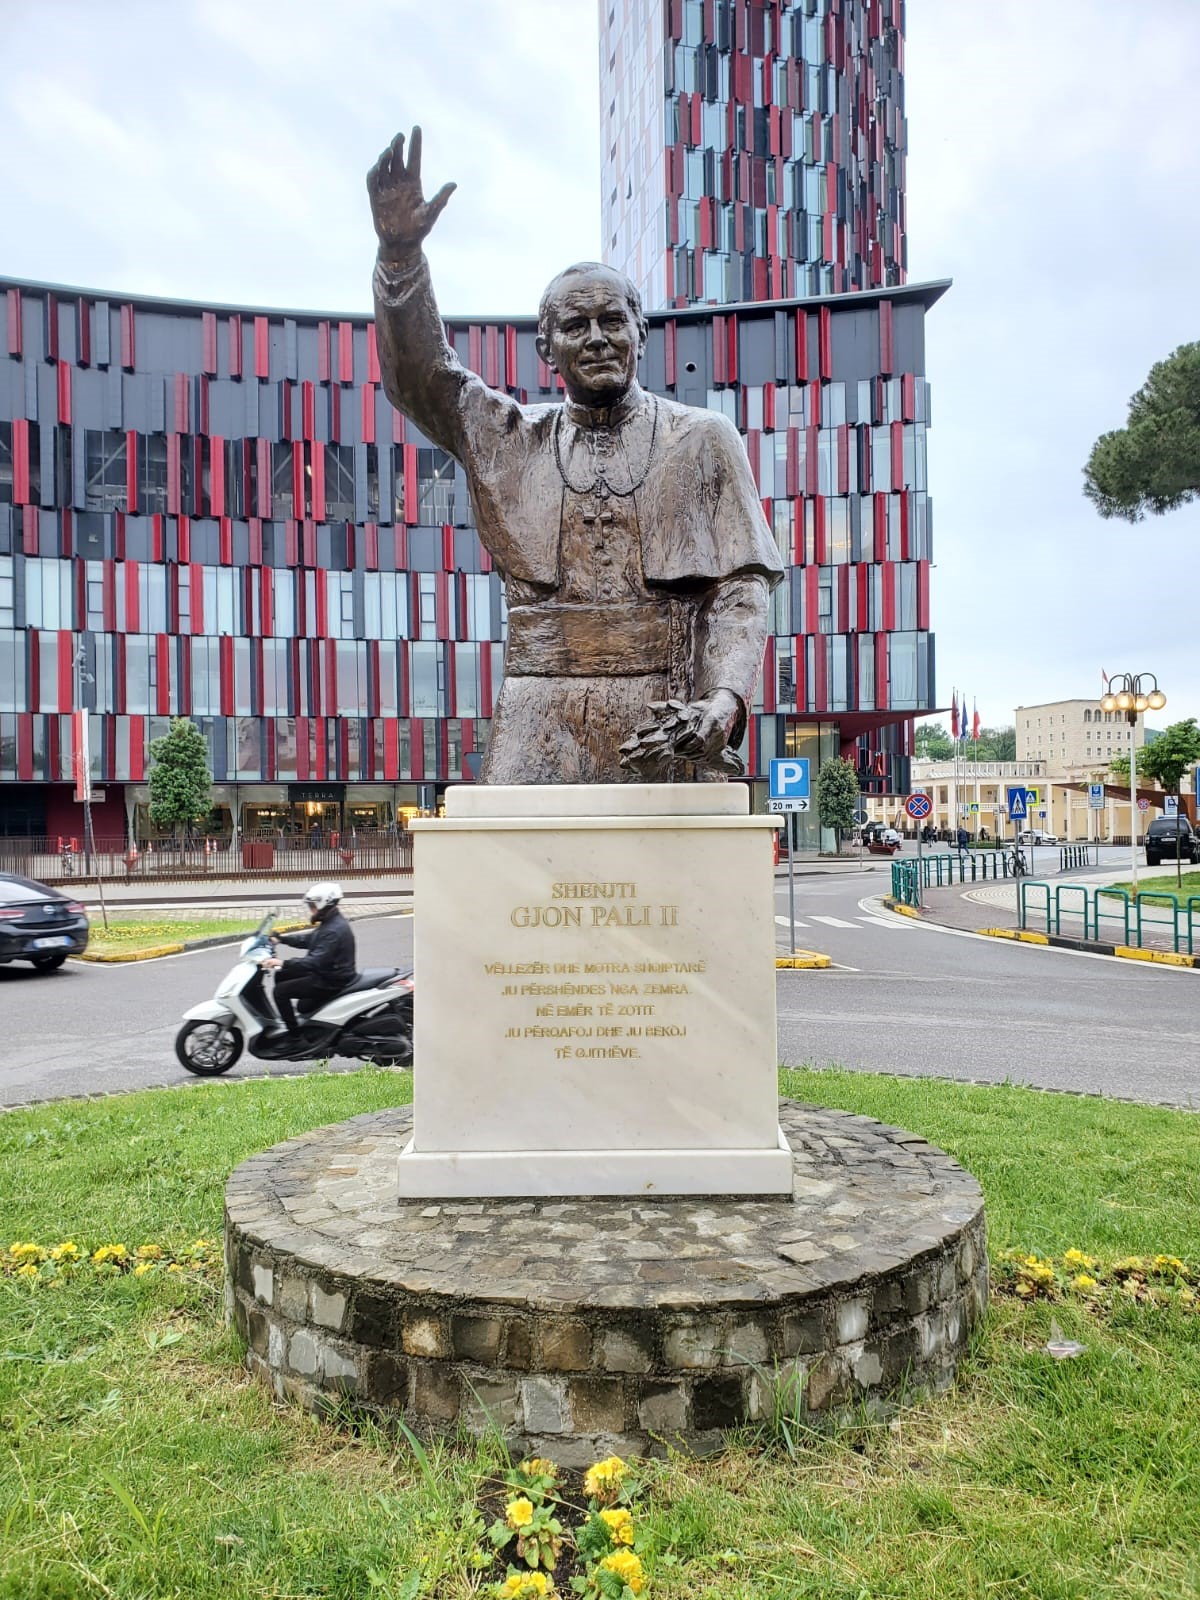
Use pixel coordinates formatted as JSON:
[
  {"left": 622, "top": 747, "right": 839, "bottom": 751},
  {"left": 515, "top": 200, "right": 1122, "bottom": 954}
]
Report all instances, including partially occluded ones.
[{"left": 373, "top": 255, "right": 783, "bottom": 783}]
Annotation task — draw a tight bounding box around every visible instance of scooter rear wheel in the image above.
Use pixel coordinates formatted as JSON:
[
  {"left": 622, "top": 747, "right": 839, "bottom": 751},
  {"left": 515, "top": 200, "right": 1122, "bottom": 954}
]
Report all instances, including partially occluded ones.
[{"left": 175, "top": 1019, "right": 243, "bottom": 1075}]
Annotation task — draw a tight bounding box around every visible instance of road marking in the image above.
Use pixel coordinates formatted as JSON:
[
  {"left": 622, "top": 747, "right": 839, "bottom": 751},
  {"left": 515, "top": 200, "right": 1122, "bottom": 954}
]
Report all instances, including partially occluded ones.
[
  {"left": 809, "top": 915, "right": 859, "bottom": 928},
  {"left": 774, "top": 915, "right": 811, "bottom": 929},
  {"left": 857, "top": 916, "right": 912, "bottom": 929}
]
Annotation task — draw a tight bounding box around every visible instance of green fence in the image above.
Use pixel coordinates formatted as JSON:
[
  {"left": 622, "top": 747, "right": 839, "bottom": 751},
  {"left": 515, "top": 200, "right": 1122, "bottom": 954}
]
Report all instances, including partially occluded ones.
[
  {"left": 890, "top": 850, "right": 1016, "bottom": 908},
  {"left": 1018, "top": 881, "right": 1200, "bottom": 953}
]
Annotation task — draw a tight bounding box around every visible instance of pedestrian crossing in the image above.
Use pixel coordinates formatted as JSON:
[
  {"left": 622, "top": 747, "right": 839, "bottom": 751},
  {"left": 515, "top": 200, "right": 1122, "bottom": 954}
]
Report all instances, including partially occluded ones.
[{"left": 774, "top": 913, "right": 911, "bottom": 932}]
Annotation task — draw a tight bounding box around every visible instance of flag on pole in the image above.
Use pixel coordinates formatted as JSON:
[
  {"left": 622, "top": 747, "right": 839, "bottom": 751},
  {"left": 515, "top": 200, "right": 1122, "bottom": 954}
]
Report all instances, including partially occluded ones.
[
  {"left": 960, "top": 696, "right": 969, "bottom": 742},
  {"left": 1101, "top": 669, "right": 1109, "bottom": 690},
  {"left": 972, "top": 701, "right": 981, "bottom": 741},
  {"left": 950, "top": 692, "right": 959, "bottom": 740}
]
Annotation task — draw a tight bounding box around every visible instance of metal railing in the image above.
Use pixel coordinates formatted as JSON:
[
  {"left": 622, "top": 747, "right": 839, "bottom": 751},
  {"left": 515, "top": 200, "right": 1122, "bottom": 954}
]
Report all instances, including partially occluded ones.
[
  {"left": 1058, "top": 844, "right": 1099, "bottom": 871},
  {"left": 891, "top": 849, "right": 1019, "bottom": 907},
  {"left": 1018, "top": 880, "right": 1200, "bottom": 953},
  {"left": 0, "top": 833, "right": 413, "bottom": 886}
]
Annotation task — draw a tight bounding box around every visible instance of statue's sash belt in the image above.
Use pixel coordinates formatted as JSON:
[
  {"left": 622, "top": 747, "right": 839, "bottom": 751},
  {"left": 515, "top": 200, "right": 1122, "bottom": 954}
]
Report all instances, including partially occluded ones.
[{"left": 505, "top": 603, "right": 671, "bottom": 677}]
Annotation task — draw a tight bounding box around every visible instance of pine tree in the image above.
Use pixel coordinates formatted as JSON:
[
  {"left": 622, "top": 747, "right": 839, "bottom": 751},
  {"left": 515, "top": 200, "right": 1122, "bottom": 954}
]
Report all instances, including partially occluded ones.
[{"left": 148, "top": 718, "right": 213, "bottom": 838}]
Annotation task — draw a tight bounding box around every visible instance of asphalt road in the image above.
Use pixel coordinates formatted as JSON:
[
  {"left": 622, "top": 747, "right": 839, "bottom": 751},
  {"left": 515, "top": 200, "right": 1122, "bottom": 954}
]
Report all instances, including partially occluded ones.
[{"left": 2, "top": 863, "right": 1198, "bottom": 1109}]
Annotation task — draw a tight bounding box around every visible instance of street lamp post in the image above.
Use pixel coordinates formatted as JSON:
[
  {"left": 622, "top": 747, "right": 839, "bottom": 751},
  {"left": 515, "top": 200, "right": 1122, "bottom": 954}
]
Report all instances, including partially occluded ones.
[{"left": 1099, "top": 673, "right": 1166, "bottom": 893}]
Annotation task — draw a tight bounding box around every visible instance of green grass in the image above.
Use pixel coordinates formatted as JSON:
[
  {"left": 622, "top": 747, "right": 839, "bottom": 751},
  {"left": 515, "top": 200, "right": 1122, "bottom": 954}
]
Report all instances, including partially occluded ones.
[
  {"left": 1104, "top": 871, "right": 1200, "bottom": 899},
  {"left": 82, "top": 915, "right": 307, "bottom": 957},
  {"left": 2, "top": 1068, "right": 1199, "bottom": 1598}
]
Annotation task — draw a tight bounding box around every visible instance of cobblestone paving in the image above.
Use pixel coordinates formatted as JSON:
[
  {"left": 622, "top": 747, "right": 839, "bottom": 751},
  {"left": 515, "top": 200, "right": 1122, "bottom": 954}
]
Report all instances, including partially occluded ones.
[{"left": 227, "top": 1102, "right": 982, "bottom": 1311}]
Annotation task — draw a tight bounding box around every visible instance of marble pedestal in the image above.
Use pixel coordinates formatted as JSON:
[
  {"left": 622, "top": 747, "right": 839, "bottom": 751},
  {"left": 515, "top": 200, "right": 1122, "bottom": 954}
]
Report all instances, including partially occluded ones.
[{"left": 403, "top": 784, "right": 791, "bottom": 1197}]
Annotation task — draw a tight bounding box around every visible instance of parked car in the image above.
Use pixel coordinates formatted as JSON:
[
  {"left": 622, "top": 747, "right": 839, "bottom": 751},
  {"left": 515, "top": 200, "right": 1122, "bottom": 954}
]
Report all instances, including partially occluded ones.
[
  {"left": 0, "top": 873, "right": 89, "bottom": 972},
  {"left": 1144, "top": 815, "right": 1197, "bottom": 867},
  {"left": 1018, "top": 829, "right": 1059, "bottom": 846}
]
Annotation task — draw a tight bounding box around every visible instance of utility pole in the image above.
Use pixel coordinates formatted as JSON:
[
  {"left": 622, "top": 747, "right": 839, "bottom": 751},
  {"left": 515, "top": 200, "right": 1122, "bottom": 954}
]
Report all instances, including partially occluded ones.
[{"left": 73, "top": 642, "right": 109, "bottom": 930}]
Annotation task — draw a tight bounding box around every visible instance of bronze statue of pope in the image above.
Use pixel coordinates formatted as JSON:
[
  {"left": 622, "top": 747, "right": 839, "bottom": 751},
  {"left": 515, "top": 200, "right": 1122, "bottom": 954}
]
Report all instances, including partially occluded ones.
[{"left": 368, "top": 128, "right": 782, "bottom": 785}]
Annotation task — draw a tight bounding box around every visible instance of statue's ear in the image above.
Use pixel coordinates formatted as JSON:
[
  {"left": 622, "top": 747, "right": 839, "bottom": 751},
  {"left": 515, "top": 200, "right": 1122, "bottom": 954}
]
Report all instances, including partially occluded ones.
[{"left": 535, "top": 333, "right": 556, "bottom": 371}]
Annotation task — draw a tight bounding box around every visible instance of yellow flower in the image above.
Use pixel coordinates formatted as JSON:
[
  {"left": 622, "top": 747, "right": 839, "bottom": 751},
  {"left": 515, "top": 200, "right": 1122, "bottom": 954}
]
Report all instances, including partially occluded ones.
[
  {"left": 1071, "top": 1274, "right": 1098, "bottom": 1292},
  {"left": 9, "top": 1242, "right": 45, "bottom": 1262},
  {"left": 91, "top": 1244, "right": 129, "bottom": 1265},
  {"left": 505, "top": 1496, "right": 535, "bottom": 1530},
  {"left": 136, "top": 1244, "right": 164, "bottom": 1260},
  {"left": 584, "top": 1455, "right": 628, "bottom": 1502},
  {"left": 600, "top": 1549, "right": 646, "bottom": 1594},
  {"left": 600, "top": 1507, "right": 635, "bottom": 1546},
  {"left": 519, "top": 1457, "right": 558, "bottom": 1479},
  {"left": 133, "top": 1262, "right": 156, "bottom": 1277},
  {"left": 50, "top": 1242, "right": 81, "bottom": 1262},
  {"left": 16, "top": 1262, "right": 39, "bottom": 1279},
  {"left": 499, "top": 1574, "right": 551, "bottom": 1598},
  {"left": 166, "top": 1263, "right": 184, "bottom": 1274},
  {"left": 1063, "top": 1249, "right": 1096, "bottom": 1271},
  {"left": 1153, "top": 1255, "right": 1186, "bottom": 1276}
]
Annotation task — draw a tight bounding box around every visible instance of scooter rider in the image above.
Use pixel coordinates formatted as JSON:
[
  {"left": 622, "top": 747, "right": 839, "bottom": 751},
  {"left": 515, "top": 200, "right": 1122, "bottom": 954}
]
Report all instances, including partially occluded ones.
[{"left": 263, "top": 883, "right": 357, "bottom": 1034}]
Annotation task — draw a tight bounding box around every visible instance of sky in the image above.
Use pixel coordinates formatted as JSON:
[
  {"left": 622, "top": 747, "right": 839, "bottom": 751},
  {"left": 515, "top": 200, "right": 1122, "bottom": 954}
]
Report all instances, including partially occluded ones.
[{"left": 1, "top": 0, "right": 1197, "bottom": 731}]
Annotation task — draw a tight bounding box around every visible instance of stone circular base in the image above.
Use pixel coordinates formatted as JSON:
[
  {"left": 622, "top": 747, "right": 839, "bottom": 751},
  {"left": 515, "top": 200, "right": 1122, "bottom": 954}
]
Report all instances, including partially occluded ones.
[{"left": 226, "top": 1102, "right": 987, "bottom": 1463}]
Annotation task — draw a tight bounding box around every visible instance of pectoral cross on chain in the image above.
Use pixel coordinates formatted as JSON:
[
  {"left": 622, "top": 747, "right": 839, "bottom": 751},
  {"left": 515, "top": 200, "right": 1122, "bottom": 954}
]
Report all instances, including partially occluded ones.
[{"left": 581, "top": 508, "right": 615, "bottom": 545}]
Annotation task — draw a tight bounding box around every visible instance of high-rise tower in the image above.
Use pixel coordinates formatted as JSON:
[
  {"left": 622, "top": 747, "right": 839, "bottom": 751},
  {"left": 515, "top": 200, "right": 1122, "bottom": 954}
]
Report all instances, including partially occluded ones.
[{"left": 600, "top": 0, "right": 907, "bottom": 309}]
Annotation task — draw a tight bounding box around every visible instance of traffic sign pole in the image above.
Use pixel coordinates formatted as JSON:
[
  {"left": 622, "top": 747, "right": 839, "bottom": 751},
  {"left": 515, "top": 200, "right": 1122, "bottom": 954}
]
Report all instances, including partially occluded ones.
[{"left": 787, "top": 826, "right": 796, "bottom": 955}]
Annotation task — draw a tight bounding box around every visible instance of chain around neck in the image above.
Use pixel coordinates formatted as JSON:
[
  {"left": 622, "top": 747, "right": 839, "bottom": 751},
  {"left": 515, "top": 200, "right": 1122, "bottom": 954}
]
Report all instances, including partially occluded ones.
[{"left": 553, "top": 393, "right": 659, "bottom": 498}]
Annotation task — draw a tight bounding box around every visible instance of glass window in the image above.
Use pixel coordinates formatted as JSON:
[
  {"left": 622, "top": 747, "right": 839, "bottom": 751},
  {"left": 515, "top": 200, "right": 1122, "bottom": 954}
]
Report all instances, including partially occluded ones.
[
  {"left": 0, "top": 423, "right": 12, "bottom": 506},
  {"left": 325, "top": 443, "right": 355, "bottom": 521},
  {"left": 0, "top": 557, "right": 13, "bottom": 626},
  {"left": 272, "top": 442, "right": 295, "bottom": 518},
  {"left": 85, "top": 430, "right": 127, "bottom": 513},
  {"left": 418, "top": 573, "right": 437, "bottom": 640},
  {"left": 417, "top": 448, "right": 454, "bottom": 524},
  {"left": 410, "top": 642, "right": 440, "bottom": 716},
  {"left": 141, "top": 435, "right": 168, "bottom": 516}
]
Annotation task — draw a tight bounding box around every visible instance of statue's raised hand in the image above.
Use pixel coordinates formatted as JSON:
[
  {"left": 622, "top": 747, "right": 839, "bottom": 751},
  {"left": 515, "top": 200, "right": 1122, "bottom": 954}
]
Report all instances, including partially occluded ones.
[{"left": 367, "top": 127, "right": 456, "bottom": 264}]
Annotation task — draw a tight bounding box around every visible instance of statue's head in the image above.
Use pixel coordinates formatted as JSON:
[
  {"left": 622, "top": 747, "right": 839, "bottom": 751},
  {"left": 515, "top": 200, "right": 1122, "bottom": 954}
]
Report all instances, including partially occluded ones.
[{"left": 536, "top": 262, "right": 647, "bottom": 408}]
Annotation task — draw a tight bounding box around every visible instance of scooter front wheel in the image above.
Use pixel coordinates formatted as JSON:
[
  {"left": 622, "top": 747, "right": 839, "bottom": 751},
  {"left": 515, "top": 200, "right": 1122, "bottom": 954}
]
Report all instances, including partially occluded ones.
[{"left": 175, "top": 1019, "right": 244, "bottom": 1075}]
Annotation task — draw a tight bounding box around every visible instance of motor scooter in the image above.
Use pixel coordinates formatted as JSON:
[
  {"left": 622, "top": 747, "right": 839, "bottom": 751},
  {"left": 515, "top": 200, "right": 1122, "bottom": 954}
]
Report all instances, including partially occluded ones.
[{"left": 174, "top": 911, "right": 413, "bottom": 1074}]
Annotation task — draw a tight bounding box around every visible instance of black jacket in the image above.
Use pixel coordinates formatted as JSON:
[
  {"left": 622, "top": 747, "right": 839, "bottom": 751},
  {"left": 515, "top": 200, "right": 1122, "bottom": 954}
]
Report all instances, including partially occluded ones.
[{"left": 276, "top": 910, "right": 357, "bottom": 989}]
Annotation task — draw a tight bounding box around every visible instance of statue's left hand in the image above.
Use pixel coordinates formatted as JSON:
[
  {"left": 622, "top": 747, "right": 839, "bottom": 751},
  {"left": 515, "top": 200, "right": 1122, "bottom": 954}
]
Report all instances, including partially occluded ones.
[{"left": 669, "top": 690, "right": 741, "bottom": 762}]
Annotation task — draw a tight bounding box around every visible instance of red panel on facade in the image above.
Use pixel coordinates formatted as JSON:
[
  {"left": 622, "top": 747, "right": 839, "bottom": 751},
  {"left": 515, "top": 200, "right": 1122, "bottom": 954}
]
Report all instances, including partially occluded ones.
[
  {"left": 218, "top": 636, "right": 234, "bottom": 716},
  {"left": 17, "top": 715, "right": 33, "bottom": 782},
  {"left": 901, "top": 372, "right": 916, "bottom": 421},
  {"left": 409, "top": 719, "right": 424, "bottom": 781},
  {"left": 878, "top": 299, "right": 894, "bottom": 374},
  {"left": 166, "top": 434, "right": 181, "bottom": 516},
  {"left": 173, "top": 372, "right": 189, "bottom": 433},
  {"left": 128, "top": 715, "right": 146, "bottom": 781},
  {"left": 310, "top": 441, "right": 326, "bottom": 522},
  {"left": 813, "top": 495, "right": 827, "bottom": 564},
  {"left": 762, "top": 636, "right": 776, "bottom": 713},
  {"left": 441, "top": 525, "right": 455, "bottom": 572},
  {"left": 504, "top": 325, "right": 518, "bottom": 389},
  {"left": 120, "top": 304, "right": 135, "bottom": 370},
  {"left": 5, "top": 288, "right": 21, "bottom": 356},
  {"left": 228, "top": 314, "right": 243, "bottom": 379},
  {"left": 290, "top": 440, "right": 305, "bottom": 519},
  {"left": 873, "top": 494, "right": 887, "bottom": 562},
  {"left": 818, "top": 306, "right": 832, "bottom": 379},
  {"left": 201, "top": 311, "right": 217, "bottom": 374},
  {"left": 881, "top": 562, "right": 897, "bottom": 630},
  {"left": 664, "top": 320, "right": 677, "bottom": 387},
  {"left": 890, "top": 420, "right": 904, "bottom": 490},
  {"left": 21, "top": 505, "right": 38, "bottom": 555},
  {"left": 917, "top": 560, "right": 930, "bottom": 630},
  {"left": 295, "top": 716, "right": 310, "bottom": 781},
  {"left": 360, "top": 381, "right": 375, "bottom": 444},
  {"left": 795, "top": 310, "right": 808, "bottom": 381},
  {"left": 383, "top": 717, "right": 399, "bottom": 780},
  {"left": 485, "top": 325, "right": 499, "bottom": 387},
  {"left": 209, "top": 435, "right": 225, "bottom": 516},
  {"left": 366, "top": 322, "right": 381, "bottom": 383},
  {"left": 403, "top": 444, "right": 417, "bottom": 525},
  {"left": 124, "top": 561, "right": 140, "bottom": 633},
  {"left": 255, "top": 438, "right": 272, "bottom": 517},
  {"left": 805, "top": 426, "right": 819, "bottom": 495},
  {"left": 189, "top": 561, "right": 203, "bottom": 632},
  {"left": 156, "top": 637, "right": 171, "bottom": 715},
  {"left": 253, "top": 316, "right": 270, "bottom": 379},
  {"left": 837, "top": 424, "right": 850, "bottom": 494},
  {"left": 712, "top": 316, "right": 726, "bottom": 384},
  {"left": 56, "top": 360, "right": 71, "bottom": 425},
  {"left": 479, "top": 640, "right": 493, "bottom": 719},
  {"left": 338, "top": 321, "right": 354, "bottom": 384},
  {"left": 12, "top": 418, "right": 30, "bottom": 503}
]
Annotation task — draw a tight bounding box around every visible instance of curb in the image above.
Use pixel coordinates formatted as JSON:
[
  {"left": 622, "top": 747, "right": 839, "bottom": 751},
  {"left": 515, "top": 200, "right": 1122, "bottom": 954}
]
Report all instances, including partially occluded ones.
[
  {"left": 881, "top": 898, "right": 922, "bottom": 919},
  {"left": 79, "top": 943, "right": 185, "bottom": 963},
  {"left": 974, "top": 926, "right": 1199, "bottom": 968},
  {"left": 775, "top": 949, "right": 832, "bottom": 969}
]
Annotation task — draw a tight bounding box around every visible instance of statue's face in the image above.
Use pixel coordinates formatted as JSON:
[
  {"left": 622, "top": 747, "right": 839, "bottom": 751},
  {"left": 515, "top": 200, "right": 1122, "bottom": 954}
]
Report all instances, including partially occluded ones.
[{"left": 537, "top": 273, "right": 644, "bottom": 406}]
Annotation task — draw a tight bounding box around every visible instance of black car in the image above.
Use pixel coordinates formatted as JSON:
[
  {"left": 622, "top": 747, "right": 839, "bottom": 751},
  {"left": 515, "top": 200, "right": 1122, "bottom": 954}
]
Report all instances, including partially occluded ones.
[
  {"left": 1144, "top": 815, "right": 1197, "bottom": 867},
  {"left": 0, "top": 873, "right": 90, "bottom": 971}
]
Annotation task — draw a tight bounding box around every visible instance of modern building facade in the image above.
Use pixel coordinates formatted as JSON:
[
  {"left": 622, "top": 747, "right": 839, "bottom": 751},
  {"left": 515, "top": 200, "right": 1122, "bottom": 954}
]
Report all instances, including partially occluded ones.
[
  {"left": 0, "top": 270, "right": 940, "bottom": 846},
  {"left": 600, "top": 0, "right": 907, "bottom": 309}
]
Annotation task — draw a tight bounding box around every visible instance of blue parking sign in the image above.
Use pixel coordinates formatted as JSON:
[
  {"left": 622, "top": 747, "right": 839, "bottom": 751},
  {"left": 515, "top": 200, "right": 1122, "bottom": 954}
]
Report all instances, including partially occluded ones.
[
  {"left": 769, "top": 758, "right": 810, "bottom": 799},
  {"left": 1006, "top": 786, "right": 1029, "bottom": 820}
]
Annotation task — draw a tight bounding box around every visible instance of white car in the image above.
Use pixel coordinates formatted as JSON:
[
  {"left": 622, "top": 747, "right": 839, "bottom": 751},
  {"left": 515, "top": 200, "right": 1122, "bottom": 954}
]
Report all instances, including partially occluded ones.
[{"left": 1018, "top": 829, "right": 1058, "bottom": 846}]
